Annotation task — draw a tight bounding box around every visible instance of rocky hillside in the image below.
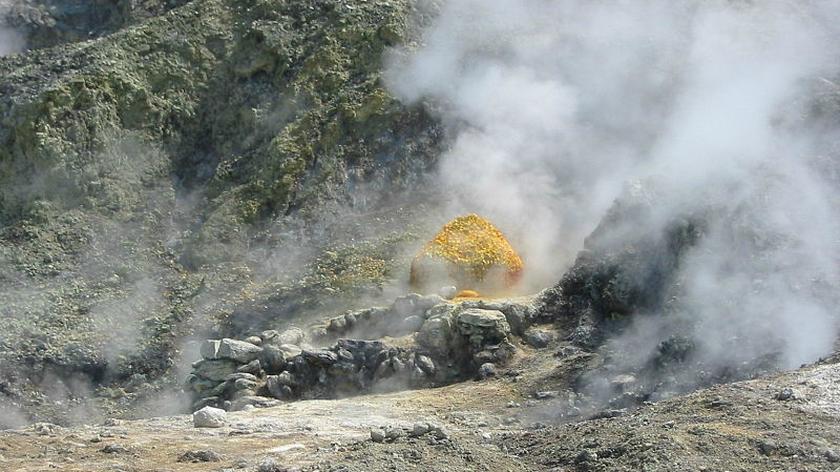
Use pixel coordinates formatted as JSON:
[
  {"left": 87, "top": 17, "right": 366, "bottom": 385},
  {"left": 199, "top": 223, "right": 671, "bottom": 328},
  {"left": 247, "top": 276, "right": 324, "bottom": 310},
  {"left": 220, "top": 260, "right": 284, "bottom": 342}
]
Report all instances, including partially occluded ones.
[{"left": 0, "top": 0, "right": 445, "bottom": 426}]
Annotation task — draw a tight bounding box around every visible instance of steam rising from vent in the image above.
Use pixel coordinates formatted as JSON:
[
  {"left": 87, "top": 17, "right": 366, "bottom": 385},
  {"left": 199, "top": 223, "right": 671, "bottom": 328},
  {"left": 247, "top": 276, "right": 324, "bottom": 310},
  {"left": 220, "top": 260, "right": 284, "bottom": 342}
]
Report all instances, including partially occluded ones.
[
  {"left": 387, "top": 1, "right": 840, "bottom": 370},
  {"left": 0, "top": 1, "right": 24, "bottom": 56}
]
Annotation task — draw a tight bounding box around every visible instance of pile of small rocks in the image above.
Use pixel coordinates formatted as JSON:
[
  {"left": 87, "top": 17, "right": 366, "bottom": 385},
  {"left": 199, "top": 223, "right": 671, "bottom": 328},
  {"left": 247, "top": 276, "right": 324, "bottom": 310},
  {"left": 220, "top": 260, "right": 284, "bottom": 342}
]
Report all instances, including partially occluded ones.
[{"left": 187, "top": 294, "right": 542, "bottom": 412}]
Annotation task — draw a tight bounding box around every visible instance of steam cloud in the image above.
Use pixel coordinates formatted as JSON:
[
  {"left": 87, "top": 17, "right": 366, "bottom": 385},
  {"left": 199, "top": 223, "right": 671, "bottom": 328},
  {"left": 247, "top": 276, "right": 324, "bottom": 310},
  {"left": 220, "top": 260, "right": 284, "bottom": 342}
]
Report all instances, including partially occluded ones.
[
  {"left": 0, "top": 1, "right": 24, "bottom": 56},
  {"left": 387, "top": 0, "right": 840, "bottom": 372}
]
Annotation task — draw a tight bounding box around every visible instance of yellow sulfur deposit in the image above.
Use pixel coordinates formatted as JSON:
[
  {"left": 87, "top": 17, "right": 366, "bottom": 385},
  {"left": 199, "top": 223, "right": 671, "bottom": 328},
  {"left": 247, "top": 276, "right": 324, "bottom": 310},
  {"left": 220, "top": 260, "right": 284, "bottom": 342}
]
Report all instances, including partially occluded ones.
[{"left": 410, "top": 214, "right": 524, "bottom": 295}]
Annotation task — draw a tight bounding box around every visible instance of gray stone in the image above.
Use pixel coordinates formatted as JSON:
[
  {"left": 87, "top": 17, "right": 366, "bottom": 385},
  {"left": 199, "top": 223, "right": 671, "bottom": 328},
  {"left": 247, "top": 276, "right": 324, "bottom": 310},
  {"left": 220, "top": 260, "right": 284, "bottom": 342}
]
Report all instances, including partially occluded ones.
[
  {"left": 187, "top": 374, "right": 220, "bottom": 394},
  {"left": 192, "top": 396, "right": 220, "bottom": 412},
  {"left": 260, "top": 330, "right": 280, "bottom": 343},
  {"left": 193, "top": 406, "right": 226, "bottom": 428},
  {"left": 417, "top": 307, "right": 457, "bottom": 355},
  {"left": 432, "top": 426, "right": 449, "bottom": 440},
  {"left": 478, "top": 363, "right": 497, "bottom": 379},
  {"left": 257, "top": 457, "right": 284, "bottom": 472},
  {"left": 575, "top": 450, "right": 598, "bottom": 464},
  {"left": 277, "top": 327, "right": 305, "bottom": 345},
  {"left": 523, "top": 328, "right": 553, "bottom": 348},
  {"left": 461, "top": 300, "right": 534, "bottom": 335},
  {"left": 226, "top": 372, "right": 258, "bottom": 382},
  {"left": 328, "top": 316, "right": 348, "bottom": 333},
  {"left": 100, "top": 444, "right": 129, "bottom": 454},
  {"left": 393, "top": 293, "right": 445, "bottom": 318},
  {"left": 415, "top": 355, "right": 436, "bottom": 375},
  {"left": 233, "top": 378, "right": 258, "bottom": 391},
  {"left": 455, "top": 309, "right": 510, "bottom": 348},
  {"left": 384, "top": 426, "right": 403, "bottom": 440},
  {"left": 231, "top": 388, "right": 256, "bottom": 400},
  {"left": 279, "top": 344, "right": 303, "bottom": 358},
  {"left": 410, "top": 422, "right": 431, "bottom": 437},
  {"left": 228, "top": 396, "right": 282, "bottom": 411},
  {"left": 266, "top": 374, "right": 295, "bottom": 399},
  {"left": 200, "top": 340, "right": 222, "bottom": 360},
  {"left": 261, "top": 345, "right": 288, "bottom": 374},
  {"left": 177, "top": 449, "right": 222, "bottom": 463},
  {"left": 775, "top": 387, "right": 800, "bottom": 401},
  {"left": 193, "top": 359, "right": 239, "bottom": 382},
  {"left": 218, "top": 338, "right": 263, "bottom": 363},
  {"left": 370, "top": 429, "right": 386, "bottom": 442},
  {"left": 237, "top": 359, "right": 262, "bottom": 375},
  {"left": 244, "top": 336, "right": 262, "bottom": 346},
  {"left": 303, "top": 349, "right": 339, "bottom": 366},
  {"left": 610, "top": 374, "right": 637, "bottom": 392}
]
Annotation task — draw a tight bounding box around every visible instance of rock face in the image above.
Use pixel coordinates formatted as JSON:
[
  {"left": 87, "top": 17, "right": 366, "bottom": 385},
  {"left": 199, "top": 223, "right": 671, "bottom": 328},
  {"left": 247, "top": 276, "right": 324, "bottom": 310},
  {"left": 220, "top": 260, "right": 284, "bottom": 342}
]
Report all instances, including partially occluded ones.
[{"left": 539, "top": 182, "right": 704, "bottom": 346}]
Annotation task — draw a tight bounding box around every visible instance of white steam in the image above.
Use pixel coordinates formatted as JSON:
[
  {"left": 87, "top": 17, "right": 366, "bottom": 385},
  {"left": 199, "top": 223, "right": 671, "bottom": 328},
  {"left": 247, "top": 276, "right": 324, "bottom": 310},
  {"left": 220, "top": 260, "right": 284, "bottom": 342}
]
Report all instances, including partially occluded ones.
[
  {"left": 387, "top": 1, "right": 840, "bottom": 369},
  {"left": 0, "top": 1, "right": 24, "bottom": 56}
]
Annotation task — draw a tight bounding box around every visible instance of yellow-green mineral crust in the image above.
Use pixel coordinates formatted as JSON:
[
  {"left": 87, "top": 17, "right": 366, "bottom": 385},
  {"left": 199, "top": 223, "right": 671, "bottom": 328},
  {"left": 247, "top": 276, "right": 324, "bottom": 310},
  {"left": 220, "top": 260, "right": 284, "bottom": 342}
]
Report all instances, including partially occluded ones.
[{"left": 410, "top": 214, "right": 523, "bottom": 294}]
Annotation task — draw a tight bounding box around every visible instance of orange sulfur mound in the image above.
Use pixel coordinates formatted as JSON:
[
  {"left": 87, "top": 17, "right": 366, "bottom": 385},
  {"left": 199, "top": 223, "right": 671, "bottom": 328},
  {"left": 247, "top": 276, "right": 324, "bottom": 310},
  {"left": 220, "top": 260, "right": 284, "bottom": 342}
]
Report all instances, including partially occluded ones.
[{"left": 410, "top": 214, "right": 524, "bottom": 295}]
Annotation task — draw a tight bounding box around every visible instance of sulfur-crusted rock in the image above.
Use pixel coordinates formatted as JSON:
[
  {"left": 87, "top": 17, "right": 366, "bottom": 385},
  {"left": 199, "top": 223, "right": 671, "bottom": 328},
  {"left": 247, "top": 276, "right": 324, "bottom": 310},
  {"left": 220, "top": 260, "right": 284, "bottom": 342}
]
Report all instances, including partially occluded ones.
[{"left": 410, "top": 214, "right": 524, "bottom": 295}]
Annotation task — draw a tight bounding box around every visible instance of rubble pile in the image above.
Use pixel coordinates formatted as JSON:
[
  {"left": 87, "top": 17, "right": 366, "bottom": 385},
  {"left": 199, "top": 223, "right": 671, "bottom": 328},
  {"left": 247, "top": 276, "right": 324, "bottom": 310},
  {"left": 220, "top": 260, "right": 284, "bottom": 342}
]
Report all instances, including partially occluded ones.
[{"left": 186, "top": 294, "right": 539, "bottom": 412}]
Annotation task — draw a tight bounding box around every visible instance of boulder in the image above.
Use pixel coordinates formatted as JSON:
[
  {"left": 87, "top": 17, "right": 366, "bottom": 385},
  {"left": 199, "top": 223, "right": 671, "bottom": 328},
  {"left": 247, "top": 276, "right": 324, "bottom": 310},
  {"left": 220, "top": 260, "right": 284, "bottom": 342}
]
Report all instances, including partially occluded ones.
[
  {"left": 417, "top": 315, "right": 455, "bottom": 356},
  {"left": 261, "top": 345, "right": 288, "bottom": 374},
  {"left": 193, "top": 359, "right": 239, "bottom": 382},
  {"left": 302, "top": 349, "right": 339, "bottom": 366},
  {"left": 217, "top": 338, "right": 263, "bottom": 363},
  {"left": 236, "top": 359, "right": 262, "bottom": 375},
  {"left": 461, "top": 300, "right": 535, "bottom": 335},
  {"left": 193, "top": 406, "right": 226, "bottom": 428},
  {"left": 478, "top": 362, "right": 497, "bottom": 379},
  {"left": 523, "top": 328, "right": 553, "bottom": 348},
  {"left": 260, "top": 327, "right": 305, "bottom": 346},
  {"left": 414, "top": 354, "right": 436, "bottom": 375},
  {"left": 266, "top": 375, "right": 295, "bottom": 400},
  {"left": 455, "top": 308, "right": 510, "bottom": 348}
]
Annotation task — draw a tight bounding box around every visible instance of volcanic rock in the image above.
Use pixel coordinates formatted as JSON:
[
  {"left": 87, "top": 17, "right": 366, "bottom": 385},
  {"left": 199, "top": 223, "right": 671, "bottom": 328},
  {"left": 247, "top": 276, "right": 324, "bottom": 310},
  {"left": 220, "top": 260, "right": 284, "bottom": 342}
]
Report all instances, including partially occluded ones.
[
  {"left": 193, "top": 406, "right": 226, "bottom": 428},
  {"left": 217, "top": 338, "right": 263, "bottom": 363}
]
